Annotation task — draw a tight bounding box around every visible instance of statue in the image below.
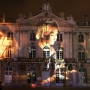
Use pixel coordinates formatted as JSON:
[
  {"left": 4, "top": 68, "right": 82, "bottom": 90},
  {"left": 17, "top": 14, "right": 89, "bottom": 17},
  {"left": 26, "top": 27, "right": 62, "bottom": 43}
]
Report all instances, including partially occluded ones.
[
  {"left": 84, "top": 15, "right": 88, "bottom": 22},
  {"left": 23, "top": 14, "right": 26, "bottom": 19},
  {"left": 18, "top": 13, "right": 23, "bottom": 19},
  {"left": 69, "top": 15, "right": 74, "bottom": 21},
  {"left": 28, "top": 11, "right": 32, "bottom": 18},
  {"left": 59, "top": 12, "right": 65, "bottom": 19},
  {"left": 2, "top": 11, "right": 7, "bottom": 22},
  {"left": 18, "top": 13, "right": 26, "bottom": 20},
  {"left": 67, "top": 15, "right": 76, "bottom": 25},
  {"left": 67, "top": 15, "right": 74, "bottom": 21}
]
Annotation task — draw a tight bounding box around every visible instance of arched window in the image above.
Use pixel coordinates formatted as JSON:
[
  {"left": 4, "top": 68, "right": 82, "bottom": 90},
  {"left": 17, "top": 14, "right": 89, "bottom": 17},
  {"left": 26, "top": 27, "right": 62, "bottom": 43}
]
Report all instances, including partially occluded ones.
[
  {"left": 30, "top": 32, "right": 36, "bottom": 41},
  {"left": 43, "top": 46, "right": 50, "bottom": 59},
  {"left": 78, "top": 65, "right": 87, "bottom": 84},
  {"left": 4, "top": 66, "right": 13, "bottom": 83},
  {"left": 5, "top": 66, "right": 12, "bottom": 75},
  {"left": 29, "top": 46, "right": 36, "bottom": 59},
  {"left": 78, "top": 33, "right": 84, "bottom": 42},
  {"left": 27, "top": 67, "right": 36, "bottom": 83},
  {"left": 78, "top": 46, "right": 85, "bottom": 61},
  {"left": 56, "top": 46, "right": 63, "bottom": 60}
]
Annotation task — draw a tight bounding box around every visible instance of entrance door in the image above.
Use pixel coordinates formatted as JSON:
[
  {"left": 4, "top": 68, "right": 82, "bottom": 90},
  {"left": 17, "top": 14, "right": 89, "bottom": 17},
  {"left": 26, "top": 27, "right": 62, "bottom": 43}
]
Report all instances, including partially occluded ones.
[
  {"left": 42, "top": 68, "right": 50, "bottom": 86},
  {"left": 27, "top": 67, "right": 36, "bottom": 84}
]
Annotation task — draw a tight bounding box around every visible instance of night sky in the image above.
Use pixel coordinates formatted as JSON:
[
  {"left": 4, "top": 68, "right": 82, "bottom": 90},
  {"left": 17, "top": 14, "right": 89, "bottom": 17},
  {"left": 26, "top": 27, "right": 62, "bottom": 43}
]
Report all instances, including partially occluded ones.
[{"left": 0, "top": 0, "right": 90, "bottom": 21}]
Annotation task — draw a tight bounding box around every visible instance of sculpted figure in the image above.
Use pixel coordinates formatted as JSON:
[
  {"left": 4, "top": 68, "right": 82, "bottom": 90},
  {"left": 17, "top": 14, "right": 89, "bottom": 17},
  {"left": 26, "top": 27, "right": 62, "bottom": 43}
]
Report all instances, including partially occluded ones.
[{"left": 36, "top": 22, "right": 58, "bottom": 59}]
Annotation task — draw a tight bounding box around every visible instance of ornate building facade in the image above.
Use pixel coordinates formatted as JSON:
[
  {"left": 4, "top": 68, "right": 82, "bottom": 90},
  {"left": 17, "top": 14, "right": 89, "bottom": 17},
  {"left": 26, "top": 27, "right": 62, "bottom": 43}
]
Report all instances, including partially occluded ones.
[{"left": 0, "top": 2, "right": 90, "bottom": 87}]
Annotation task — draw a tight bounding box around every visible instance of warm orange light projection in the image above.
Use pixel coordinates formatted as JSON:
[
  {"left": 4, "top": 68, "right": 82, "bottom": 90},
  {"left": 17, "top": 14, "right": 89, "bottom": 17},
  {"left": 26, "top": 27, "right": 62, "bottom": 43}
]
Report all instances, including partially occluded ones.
[
  {"left": 70, "top": 70, "right": 77, "bottom": 73},
  {"left": 36, "top": 23, "right": 58, "bottom": 59},
  {"left": 39, "top": 74, "right": 69, "bottom": 85},
  {"left": 40, "top": 75, "right": 56, "bottom": 85},
  {"left": 0, "top": 30, "right": 18, "bottom": 58},
  {"left": 0, "top": 37, "right": 11, "bottom": 57}
]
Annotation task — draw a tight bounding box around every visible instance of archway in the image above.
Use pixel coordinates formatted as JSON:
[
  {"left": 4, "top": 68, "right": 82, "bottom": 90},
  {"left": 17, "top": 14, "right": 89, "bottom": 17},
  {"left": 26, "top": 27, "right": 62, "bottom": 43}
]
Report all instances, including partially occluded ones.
[{"left": 27, "top": 67, "right": 36, "bottom": 84}]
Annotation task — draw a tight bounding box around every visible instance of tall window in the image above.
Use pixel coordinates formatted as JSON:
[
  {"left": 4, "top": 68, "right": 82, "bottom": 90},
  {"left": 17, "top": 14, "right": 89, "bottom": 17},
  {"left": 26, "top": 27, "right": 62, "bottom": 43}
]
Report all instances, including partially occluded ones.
[
  {"left": 4, "top": 66, "right": 13, "bottom": 83},
  {"left": 78, "top": 33, "right": 84, "bottom": 42},
  {"left": 27, "top": 67, "right": 36, "bottom": 83},
  {"left": 43, "top": 46, "right": 50, "bottom": 59},
  {"left": 78, "top": 46, "right": 85, "bottom": 61},
  {"left": 30, "top": 32, "right": 36, "bottom": 41},
  {"left": 5, "top": 66, "right": 12, "bottom": 75},
  {"left": 6, "top": 48, "right": 12, "bottom": 58},
  {"left": 56, "top": 47, "right": 63, "bottom": 60},
  {"left": 7, "top": 32, "right": 13, "bottom": 40},
  {"left": 29, "top": 46, "right": 36, "bottom": 59},
  {"left": 57, "top": 33, "right": 62, "bottom": 41}
]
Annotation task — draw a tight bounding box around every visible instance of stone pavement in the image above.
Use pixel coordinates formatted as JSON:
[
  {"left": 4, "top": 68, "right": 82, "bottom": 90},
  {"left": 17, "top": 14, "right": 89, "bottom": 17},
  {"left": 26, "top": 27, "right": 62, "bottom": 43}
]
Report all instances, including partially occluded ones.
[
  {"left": 1, "top": 83, "right": 90, "bottom": 90},
  {"left": 2, "top": 85, "right": 90, "bottom": 90}
]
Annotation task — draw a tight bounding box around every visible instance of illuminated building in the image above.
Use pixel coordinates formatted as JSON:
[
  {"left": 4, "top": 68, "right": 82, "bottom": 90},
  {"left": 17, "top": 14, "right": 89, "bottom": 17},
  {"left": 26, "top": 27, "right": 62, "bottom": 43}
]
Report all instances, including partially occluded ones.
[{"left": 0, "top": 1, "right": 90, "bottom": 87}]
